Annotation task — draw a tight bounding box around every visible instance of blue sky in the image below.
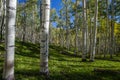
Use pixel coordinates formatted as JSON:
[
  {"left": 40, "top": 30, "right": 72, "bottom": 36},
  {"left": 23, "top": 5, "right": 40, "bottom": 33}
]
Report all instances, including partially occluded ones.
[
  {"left": 18, "top": 0, "right": 27, "bottom": 3},
  {"left": 18, "top": 0, "right": 62, "bottom": 11},
  {"left": 51, "top": 0, "right": 61, "bottom": 10}
]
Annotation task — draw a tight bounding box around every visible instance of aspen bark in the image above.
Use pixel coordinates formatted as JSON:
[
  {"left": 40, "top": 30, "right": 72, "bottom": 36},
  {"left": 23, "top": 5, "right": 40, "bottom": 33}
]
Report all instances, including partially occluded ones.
[
  {"left": 3, "top": 0, "right": 17, "bottom": 79},
  {"left": 82, "top": 0, "right": 87, "bottom": 61},
  {"left": 110, "top": 0, "right": 115, "bottom": 58},
  {"left": 90, "top": 0, "right": 98, "bottom": 61},
  {"left": 75, "top": 0, "right": 79, "bottom": 55},
  {"left": 40, "top": 0, "right": 50, "bottom": 75},
  {"left": 65, "top": 0, "right": 70, "bottom": 50},
  {"left": 0, "top": 0, "right": 3, "bottom": 40}
]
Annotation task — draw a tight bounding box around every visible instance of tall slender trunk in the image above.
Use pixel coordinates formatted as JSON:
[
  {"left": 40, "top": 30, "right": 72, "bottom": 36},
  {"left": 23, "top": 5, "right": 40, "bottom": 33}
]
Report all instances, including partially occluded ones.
[
  {"left": 98, "top": 2, "right": 101, "bottom": 56},
  {"left": 90, "top": 0, "right": 98, "bottom": 61},
  {"left": 86, "top": 1, "right": 89, "bottom": 54},
  {"left": 40, "top": 0, "right": 50, "bottom": 75},
  {"left": 31, "top": 8, "right": 35, "bottom": 43},
  {"left": 0, "top": 0, "right": 6, "bottom": 41},
  {"left": 0, "top": 0, "right": 3, "bottom": 15},
  {"left": 0, "top": 0, "right": 3, "bottom": 41},
  {"left": 60, "top": 25, "right": 64, "bottom": 47},
  {"left": 110, "top": 0, "right": 115, "bottom": 58},
  {"left": 3, "top": 0, "right": 17, "bottom": 79},
  {"left": 22, "top": 9, "right": 26, "bottom": 42},
  {"left": 0, "top": 15, "right": 4, "bottom": 41},
  {"left": 65, "top": 0, "right": 70, "bottom": 50},
  {"left": 88, "top": 1, "right": 92, "bottom": 57},
  {"left": 49, "top": 24, "right": 52, "bottom": 44},
  {"left": 82, "top": 0, "right": 87, "bottom": 61},
  {"left": 55, "top": 27, "right": 58, "bottom": 45},
  {"left": 105, "top": 0, "right": 109, "bottom": 57},
  {"left": 75, "top": 0, "right": 79, "bottom": 55}
]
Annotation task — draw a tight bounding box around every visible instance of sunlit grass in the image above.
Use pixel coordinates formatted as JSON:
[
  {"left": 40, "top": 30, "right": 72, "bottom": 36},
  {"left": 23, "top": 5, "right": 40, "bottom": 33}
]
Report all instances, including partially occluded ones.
[{"left": 0, "top": 41, "right": 120, "bottom": 80}]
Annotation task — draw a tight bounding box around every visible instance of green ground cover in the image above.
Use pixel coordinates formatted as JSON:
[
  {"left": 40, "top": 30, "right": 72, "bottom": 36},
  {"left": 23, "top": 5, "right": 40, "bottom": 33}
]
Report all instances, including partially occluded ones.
[{"left": 0, "top": 41, "right": 120, "bottom": 80}]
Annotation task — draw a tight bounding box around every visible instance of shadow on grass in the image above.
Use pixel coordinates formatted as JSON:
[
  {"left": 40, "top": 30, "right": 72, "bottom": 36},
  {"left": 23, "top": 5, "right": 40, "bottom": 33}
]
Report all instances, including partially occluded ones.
[
  {"left": 16, "top": 69, "right": 40, "bottom": 76},
  {"left": 0, "top": 46, "right": 3, "bottom": 80},
  {"left": 49, "top": 48, "right": 69, "bottom": 62},
  {"left": 95, "top": 57, "right": 120, "bottom": 62},
  {"left": 56, "top": 65, "right": 120, "bottom": 80},
  {"left": 15, "top": 41, "right": 40, "bottom": 58},
  {"left": 0, "top": 68, "right": 2, "bottom": 79},
  {"left": 15, "top": 69, "right": 48, "bottom": 80},
  {"left": 93, "top": 71, "right": 120, "bottom": 80},
  {"left": 14, "top": 68, "right": 120, "bottom": 80},
  {"left": 49, "top": 45, "right": 66, "bottom": 52},
  {"left": 0, "top": 45, "right": 4, "bottom": 51},
  {"left": 50, "top": 45, "right": 81, "bottom": 58},
  {"left": 49, "top": 48, "right": 81, "bottom": 62}
]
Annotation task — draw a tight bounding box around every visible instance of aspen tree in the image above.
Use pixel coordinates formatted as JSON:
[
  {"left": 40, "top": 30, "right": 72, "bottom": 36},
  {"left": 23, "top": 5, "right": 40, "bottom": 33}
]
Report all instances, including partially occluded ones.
[
  {"left": 82, "top": 0, "right": 87, "bottom": 61},
  {"left": 40, "top": 0, "right": 50, "bottom": 75},
  {"left": 90, "top": 0, "right": 98, "bottom": 61},
  {"left": 3, "top": 0, "right": 17, "bottom": 79}
]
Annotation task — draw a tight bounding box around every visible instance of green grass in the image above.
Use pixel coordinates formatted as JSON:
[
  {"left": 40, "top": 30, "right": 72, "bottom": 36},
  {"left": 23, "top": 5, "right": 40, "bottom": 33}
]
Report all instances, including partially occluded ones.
[{"left": 0, "top": 41, "right": 120, "bottom": 80}]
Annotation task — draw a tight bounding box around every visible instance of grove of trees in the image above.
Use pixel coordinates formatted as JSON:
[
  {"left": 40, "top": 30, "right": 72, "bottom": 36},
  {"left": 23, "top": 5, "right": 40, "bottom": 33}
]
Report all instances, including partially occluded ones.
[{"left": 0, "top": 0, "right": 120, "bottom": 80}]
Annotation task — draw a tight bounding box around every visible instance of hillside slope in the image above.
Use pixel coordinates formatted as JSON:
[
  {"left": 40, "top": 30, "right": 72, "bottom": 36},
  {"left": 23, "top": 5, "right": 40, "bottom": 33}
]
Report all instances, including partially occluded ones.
[{"left": 0, "top": 41, "right": 120, "bottom": 80}]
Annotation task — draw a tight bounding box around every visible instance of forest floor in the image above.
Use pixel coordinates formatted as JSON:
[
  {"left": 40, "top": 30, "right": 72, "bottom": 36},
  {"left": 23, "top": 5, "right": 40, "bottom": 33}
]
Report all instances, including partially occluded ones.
[{"left": 0, "top": 41, "right": 120, "bottom": 80}]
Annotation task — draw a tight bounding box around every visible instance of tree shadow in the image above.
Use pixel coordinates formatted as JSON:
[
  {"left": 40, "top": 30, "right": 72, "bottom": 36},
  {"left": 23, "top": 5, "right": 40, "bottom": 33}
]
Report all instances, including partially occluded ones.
[
  {"left": 60, "top": 50, "right": 82, "bottom": 58},
  {"left": 0, "top": 67, "right": 2, "bottom": 79},
  {"left": 49, "top": 48, "right": 68, "bottom": 62},
  {"left": 49, "top": 45, "right": 66, "bottom": 52},
  {"left": 50, "top": 45, "right": 81, "bottom": 58},
  {"left": 56, "top": 65, "right": 120, "bottom": 80},
  {"left": 15, "top": 68, "right": 120, "bottom": 80},
  {"left": 95, "top": 57, "right": 120, "bottom": 62},
  {"left": 15, "top": 69, "right": 49, "bottom": 80},
  {"left": 15, "top": 41, "right": 40, "bottom": 58},
  {"left": 16, "top": 69, "right": 40, "bottom": 76},
  {"left": 0, "top": 45, "right": 5, "bottom": 51}
]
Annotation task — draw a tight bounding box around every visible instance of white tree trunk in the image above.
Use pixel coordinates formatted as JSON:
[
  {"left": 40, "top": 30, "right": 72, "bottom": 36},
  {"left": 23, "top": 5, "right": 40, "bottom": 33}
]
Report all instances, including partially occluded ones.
[
  {"left": 60, "top": 26, "right": 64, "bottom": 47},
  {"left": 0, "top": 0, "right": 6, "bottom": 41},
  {"left": 86, "top": 1, "right": 89, "bottom": 54},
  {"left": 22, "top": 9, "right": 26, "bottom": 42},
  {"left": 0, "top": 0, "right": 3, "bottom": 40},
  {"left": 74, "top": 0, "right": 79, "bottom": 55},
  {"left": 90, "top": 0, "right": 98, "bottom": 61},
  {"left": 3, "top": 0, "right": 17, "bottom": 80},
  {"left": 65, "top": 0, "right": 70, "bottom": 50},
  {"left": 110, "top": 0, "right": 115, "bottom": 58},
  {"left": 82, "top": 0, "right": 87, "bottom": 61},
  {"left": 0, "top": 0, "right": 3, "bottom": 18},
  {"left": 40, "top": 0, "right": 50, "bottom": 75}
]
